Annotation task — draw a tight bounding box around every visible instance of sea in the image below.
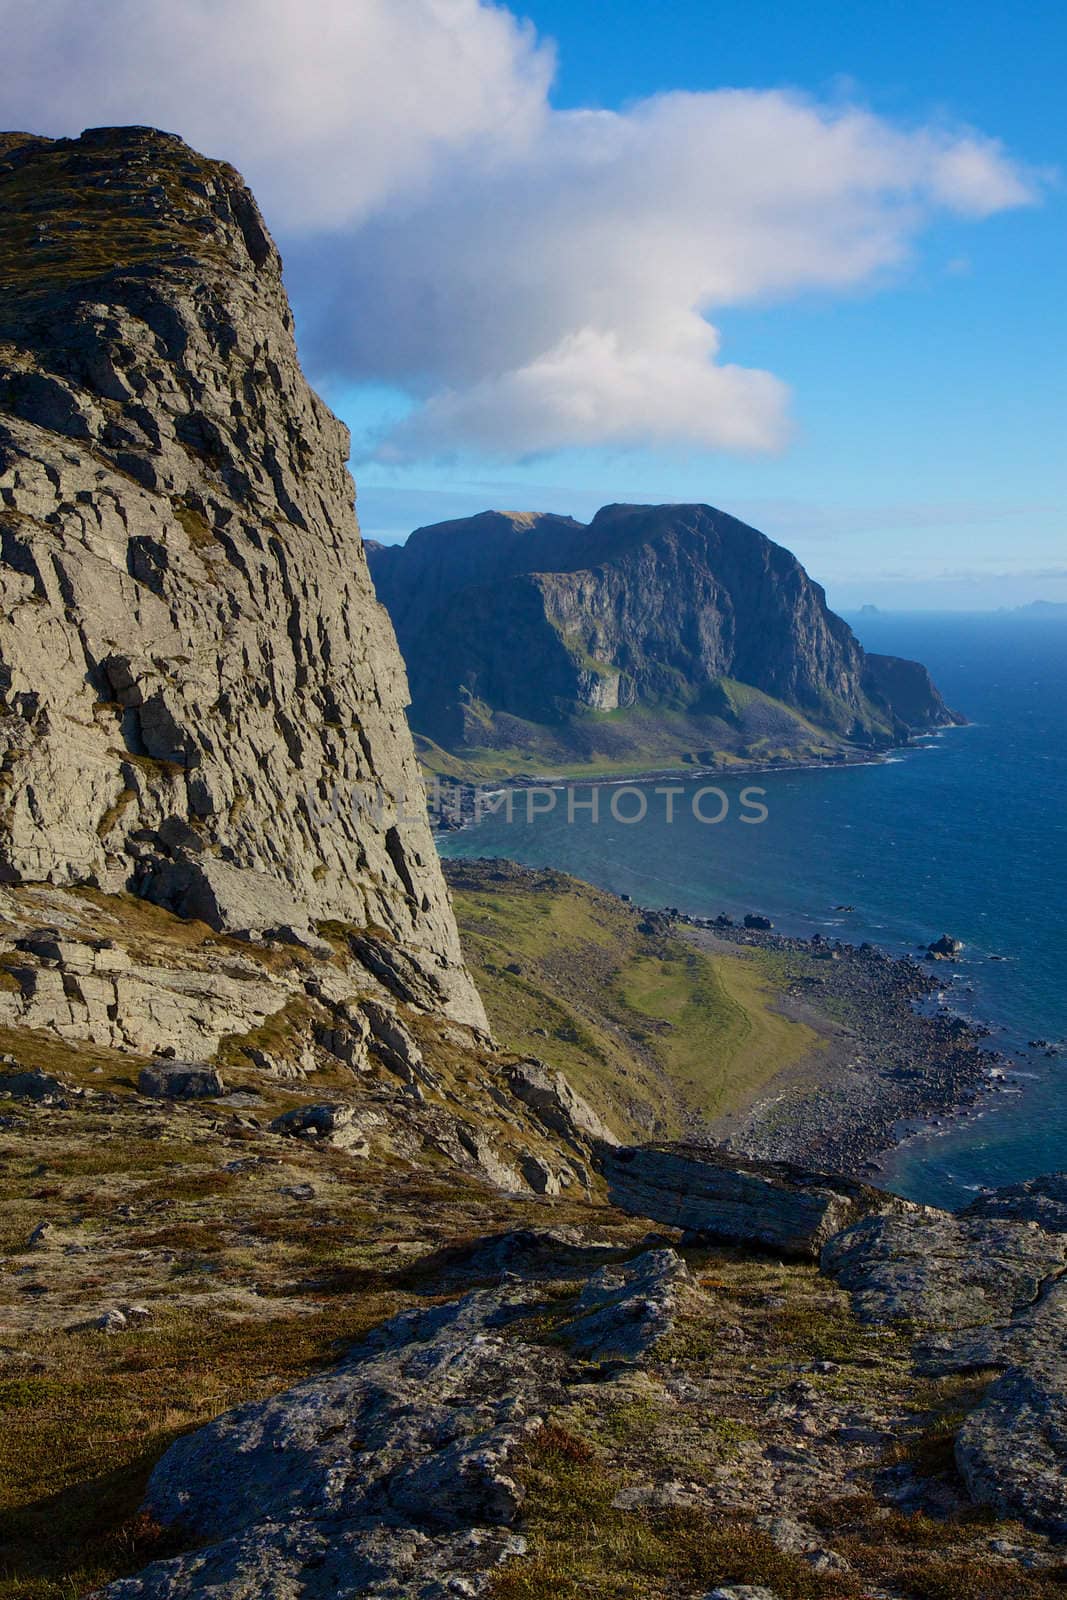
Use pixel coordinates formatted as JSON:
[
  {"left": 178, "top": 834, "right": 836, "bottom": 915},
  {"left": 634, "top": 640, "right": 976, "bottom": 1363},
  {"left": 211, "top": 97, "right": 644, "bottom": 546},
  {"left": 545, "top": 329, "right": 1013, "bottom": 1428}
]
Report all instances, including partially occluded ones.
[{"left": 437, "top": 612, "right": 1067, "bottom": 1209}]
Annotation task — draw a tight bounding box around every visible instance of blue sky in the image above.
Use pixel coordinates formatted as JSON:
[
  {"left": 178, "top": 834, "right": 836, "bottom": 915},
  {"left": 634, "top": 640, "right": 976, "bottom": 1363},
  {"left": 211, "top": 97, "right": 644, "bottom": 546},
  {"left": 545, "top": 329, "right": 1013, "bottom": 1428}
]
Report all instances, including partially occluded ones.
[
  {"left": 3, "top": 0, "right": 1063, "bottom": 609},
  {"left": 328, "top": 1, "right": 1065, "bottom": 609}
]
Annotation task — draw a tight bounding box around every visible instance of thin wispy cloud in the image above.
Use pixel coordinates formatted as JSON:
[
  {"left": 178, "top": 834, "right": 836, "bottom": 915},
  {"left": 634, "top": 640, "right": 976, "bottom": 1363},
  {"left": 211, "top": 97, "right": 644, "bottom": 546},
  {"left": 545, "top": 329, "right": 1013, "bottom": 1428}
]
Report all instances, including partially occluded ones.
[{"left": 0, "top": 0, "right": 1040, "bottom": 461}]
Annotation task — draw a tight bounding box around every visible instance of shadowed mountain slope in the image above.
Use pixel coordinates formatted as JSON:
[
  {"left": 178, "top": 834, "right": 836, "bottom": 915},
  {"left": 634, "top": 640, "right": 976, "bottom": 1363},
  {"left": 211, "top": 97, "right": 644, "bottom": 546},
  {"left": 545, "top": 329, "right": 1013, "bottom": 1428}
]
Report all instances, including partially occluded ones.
[{"left": 369, "top": 502, "right": 961, "bottom": 776}]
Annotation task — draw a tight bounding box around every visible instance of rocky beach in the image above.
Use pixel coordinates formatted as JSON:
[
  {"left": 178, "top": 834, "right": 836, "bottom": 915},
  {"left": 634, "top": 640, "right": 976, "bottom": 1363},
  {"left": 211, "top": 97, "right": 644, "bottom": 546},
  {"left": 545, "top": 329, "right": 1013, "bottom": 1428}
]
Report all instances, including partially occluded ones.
[
  {"left": 688, "top": 921, "right": 1011, "bottom": 1181},
  {"left": 443, "top": 855, "right": 1013, "bottom": 1184}
]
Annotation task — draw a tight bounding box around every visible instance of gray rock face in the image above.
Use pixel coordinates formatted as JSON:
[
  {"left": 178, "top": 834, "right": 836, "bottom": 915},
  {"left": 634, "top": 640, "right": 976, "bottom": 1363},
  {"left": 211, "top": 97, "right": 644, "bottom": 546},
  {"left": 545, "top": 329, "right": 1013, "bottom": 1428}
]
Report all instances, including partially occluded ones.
[
  {"left": 98, "top": 1247, "right": 687, "bottom": 1598},
  {"left": 369, "top": 503, "right": 961, "bottom": 755},
  {"left": 821, "top": 1210, "right": 1066, "bottom": 1329},
  {"left": 602, "top": 1142, "right": 912, "bottom": 1258},
  {"left": 553, "top": 1248, "right": 689, "bottom": 1361},
  {"left": 504, "top": 1058, "right": 618, "bottom": 1150},
  {"left": 822, "top": 1194, "right": 1067, "bottom": 1535},
  {"left": 956, "top": 1357, "right": 1067, "bottom": 1537},
  {"left": 137, "top": 1060, "right": 224, "bottom": 1099},
  {"left": 0, "top": 889, "right": 298, "bottom": 1058},
  {"left": 269, "top": 1101, "right": 379, "bottom": 1153},
  {"left": 0, "top": 126, "right": 484, "bottom": 1030}
]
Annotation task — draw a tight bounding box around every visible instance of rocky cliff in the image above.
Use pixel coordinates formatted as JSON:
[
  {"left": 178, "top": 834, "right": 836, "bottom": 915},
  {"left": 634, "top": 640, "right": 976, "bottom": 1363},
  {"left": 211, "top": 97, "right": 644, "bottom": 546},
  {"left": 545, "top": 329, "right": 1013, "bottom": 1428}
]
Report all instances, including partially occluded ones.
[
  {"left": 3, "top": 124, "right": 1062, "bottom": 1600},
  {"left": 369, "top": 503, "right": 961, "bottom": 770},
  {"left": 0, "top": 126, "right": 482, "bottom": 1026}
]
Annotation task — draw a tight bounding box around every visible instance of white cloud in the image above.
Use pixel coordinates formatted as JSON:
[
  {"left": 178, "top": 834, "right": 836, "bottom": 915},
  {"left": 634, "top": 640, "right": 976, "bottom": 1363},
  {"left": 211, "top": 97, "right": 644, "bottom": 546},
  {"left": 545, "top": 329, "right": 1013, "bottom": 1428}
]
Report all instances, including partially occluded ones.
[
  {"left": 0, "top": 0, "right": 553, "bottom": 227},
  {"left": 377, "top": 324, "right": 791, "bottom": 459},
  {"left": 0, "top": 1, "right": 1040, "bottom": 459}
]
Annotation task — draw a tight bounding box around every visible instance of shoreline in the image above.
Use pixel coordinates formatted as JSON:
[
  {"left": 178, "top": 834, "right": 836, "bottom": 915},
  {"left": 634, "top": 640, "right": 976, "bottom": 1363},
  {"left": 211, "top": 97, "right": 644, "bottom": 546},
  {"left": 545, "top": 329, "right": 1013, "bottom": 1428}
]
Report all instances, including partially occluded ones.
[
  {"left": 678, "top": 915, "right": 1019, "bottom": 1190},
  {"left": 427, "top": 735, "right": 949, "bottom": 835},
  {"left": 432, "top": 720, "right": 1026, "bottom": 1197},
  {"left": 446, "top": 847, "right": 1027, "bottom": 1200}
]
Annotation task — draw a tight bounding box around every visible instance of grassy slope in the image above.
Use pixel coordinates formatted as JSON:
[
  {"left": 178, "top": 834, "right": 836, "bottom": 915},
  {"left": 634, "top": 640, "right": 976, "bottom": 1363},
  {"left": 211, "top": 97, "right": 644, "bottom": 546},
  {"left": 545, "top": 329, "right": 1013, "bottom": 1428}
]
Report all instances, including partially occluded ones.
[
  {"left": 416, "top": 684, "right": 856, "bottom": 784},
  {"left": 446, "top": 862, "right": 822, "bottom": 1140},
  {"left": 0, "top": 1117, "right": 613, "bottom": 1600}
]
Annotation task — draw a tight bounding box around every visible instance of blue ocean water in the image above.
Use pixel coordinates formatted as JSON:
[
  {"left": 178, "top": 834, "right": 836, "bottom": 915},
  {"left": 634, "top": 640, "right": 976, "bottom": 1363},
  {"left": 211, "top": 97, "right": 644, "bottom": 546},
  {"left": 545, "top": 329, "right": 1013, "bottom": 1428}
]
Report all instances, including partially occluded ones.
[{"left": 437, "top": 613, "right": 1067, "bottom": 1208}]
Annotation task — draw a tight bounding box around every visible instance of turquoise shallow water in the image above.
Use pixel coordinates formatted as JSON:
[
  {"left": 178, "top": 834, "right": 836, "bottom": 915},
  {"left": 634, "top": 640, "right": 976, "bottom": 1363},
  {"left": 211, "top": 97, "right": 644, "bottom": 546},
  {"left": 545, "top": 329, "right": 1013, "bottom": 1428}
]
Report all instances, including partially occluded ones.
[{"left": 437, "top": 614, "right": 1067, "bottom": 1208}]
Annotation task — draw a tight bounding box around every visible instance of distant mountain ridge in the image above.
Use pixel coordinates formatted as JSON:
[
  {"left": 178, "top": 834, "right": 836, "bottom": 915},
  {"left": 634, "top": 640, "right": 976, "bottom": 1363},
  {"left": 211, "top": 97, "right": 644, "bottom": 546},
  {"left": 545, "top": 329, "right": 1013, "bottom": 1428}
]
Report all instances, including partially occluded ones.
[{"left": 368, "top": 503, "right": 963, "bottom": 774}]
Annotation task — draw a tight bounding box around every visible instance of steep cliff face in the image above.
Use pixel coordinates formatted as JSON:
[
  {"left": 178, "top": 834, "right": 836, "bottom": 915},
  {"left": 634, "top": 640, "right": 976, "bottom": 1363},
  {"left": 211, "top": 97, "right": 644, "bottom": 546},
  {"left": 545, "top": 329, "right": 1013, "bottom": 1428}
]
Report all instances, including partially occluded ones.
[
  {"left": 369, "top": 502, "right": 961, "bottom": 766},
  {"left": 0, "top": 126, "right": 484, "bottom": 1026}
]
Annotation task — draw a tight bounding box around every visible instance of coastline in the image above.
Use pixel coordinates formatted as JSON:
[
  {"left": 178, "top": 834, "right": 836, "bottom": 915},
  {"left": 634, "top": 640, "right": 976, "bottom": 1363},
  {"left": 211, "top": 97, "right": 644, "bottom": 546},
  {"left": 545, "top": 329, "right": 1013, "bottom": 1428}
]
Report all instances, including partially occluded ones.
[
  {"left": 681, "top": 916, "right": 1016, "bottom": 1188},
  {"left": 434, "top": 717, "right": 1042, "bottom": 1200},
  {"left": 428, "top": 735, "right": 936, "bottom": 835}
]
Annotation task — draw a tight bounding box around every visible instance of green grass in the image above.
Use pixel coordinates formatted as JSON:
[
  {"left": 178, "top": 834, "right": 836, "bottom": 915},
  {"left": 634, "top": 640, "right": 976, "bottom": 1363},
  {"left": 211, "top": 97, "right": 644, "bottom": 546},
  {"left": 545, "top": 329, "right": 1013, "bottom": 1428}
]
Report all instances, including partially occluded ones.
[
  {"left": 415, "top": 688, "right": 854, "bottom": 784},
  {"left": 488, "top": 1424, "right": 845, "bottom": 1600},
  {"left": 447, "top": 864, "right": 821, "bottom": 1138},
  {"left": 618, "top": 943, "right": 820, "bottom": 1122},
  {"left": 0, "top": 139, "right": 231, "bottom": 313}
]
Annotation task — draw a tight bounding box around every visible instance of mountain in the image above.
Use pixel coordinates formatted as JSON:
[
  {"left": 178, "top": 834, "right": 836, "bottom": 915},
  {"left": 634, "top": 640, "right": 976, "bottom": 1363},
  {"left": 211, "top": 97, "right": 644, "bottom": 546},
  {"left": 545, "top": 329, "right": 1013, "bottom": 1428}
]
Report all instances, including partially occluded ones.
[
  {"left": 368, "top": 503, "right": 962, "bottom": 775},
  {"left": 0, "top": 126, "right": 1061, "bottom": 1600},
  {"left": 0, "top": 124, "right": 481, "bottom": 1025}
]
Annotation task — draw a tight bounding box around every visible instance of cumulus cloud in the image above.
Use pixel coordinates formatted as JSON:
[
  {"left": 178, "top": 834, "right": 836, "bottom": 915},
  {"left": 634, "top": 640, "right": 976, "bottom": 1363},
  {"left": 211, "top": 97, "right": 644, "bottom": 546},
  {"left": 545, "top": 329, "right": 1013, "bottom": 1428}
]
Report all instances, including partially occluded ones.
[
  {"left": 0, "top": 0, "right": 1039, "bottom": 459},
  {"left": 0, "top": 0, "right": 553, "bottom": 227}
]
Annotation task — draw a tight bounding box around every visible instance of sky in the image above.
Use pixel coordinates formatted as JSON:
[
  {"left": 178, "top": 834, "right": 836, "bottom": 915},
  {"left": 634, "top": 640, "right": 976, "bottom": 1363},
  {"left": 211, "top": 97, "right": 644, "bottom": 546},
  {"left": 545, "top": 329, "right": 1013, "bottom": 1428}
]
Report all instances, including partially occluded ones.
[{"left": 1, "top": 0, "right": 1063, "bottom": 608}]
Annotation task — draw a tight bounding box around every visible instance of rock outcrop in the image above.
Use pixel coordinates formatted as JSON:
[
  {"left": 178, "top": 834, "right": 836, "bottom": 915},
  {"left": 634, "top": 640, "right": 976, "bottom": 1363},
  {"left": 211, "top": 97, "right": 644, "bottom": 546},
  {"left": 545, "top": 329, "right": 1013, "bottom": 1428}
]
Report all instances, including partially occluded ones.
[
  {"left": 601, "top": 1141, "right": 914, "bottom": 1258},
  {"left": 962, "top": 1172, "right": 1067, "bottom": 1232},
  {"left": 98, "top": 1246, "right": 689, "bottom": 1599},
  {"left": 0, "top": 126, "right": 483, "bottom": 1028},
  {"left": 368, "top": 503, "right": 962, "bottom": 766},
  {"left": 823, "top": 1204, "right": 1067, "bottom": 1535}
]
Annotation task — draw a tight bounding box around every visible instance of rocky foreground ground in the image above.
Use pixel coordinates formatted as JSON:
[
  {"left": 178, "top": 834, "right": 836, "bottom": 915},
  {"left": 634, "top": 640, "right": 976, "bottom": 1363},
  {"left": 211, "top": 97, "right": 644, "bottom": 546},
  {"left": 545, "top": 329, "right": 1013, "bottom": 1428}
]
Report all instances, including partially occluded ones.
[{"left": 3, "top": 1039, "right": 1067, "bottom": 1598}]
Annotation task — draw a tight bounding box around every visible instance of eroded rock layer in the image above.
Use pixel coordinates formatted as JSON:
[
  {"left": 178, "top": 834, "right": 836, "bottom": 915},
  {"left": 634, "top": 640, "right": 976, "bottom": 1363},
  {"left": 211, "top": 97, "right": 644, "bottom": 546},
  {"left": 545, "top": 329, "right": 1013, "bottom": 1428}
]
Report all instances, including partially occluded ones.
[{"left": 0, "top": 126, "right": 483, "bottom": 1026}]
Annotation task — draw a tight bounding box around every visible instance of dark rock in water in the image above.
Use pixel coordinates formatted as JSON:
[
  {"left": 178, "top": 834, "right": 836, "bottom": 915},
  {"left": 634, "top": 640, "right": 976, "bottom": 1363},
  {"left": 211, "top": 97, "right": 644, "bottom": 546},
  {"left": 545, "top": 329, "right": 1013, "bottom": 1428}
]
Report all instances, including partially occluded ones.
[
  {"left": 962, "top": 1172, "right": 1067, "bottom": 1234},
  {"left": 137, "top": 1062, "right": 224, "bottom": 1100},
  {"left": 927, "top": 933, "right": 964, "bottom": 960},
  {"left": 744, "top": 914, "right": 773, "bottom": 931},
  {"left": 601, "top": 1142, "right": 912, "bottom": 1258}
]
